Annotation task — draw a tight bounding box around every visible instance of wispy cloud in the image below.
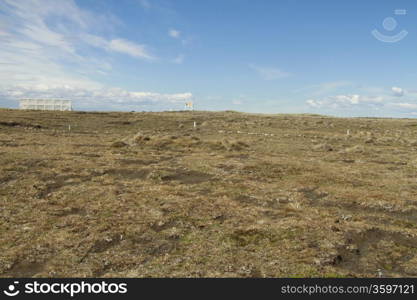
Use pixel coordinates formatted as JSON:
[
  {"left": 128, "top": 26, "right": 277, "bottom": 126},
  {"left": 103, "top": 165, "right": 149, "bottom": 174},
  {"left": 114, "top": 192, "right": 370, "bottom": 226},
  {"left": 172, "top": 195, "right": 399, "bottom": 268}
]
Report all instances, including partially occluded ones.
[
  {"left": 249, "top": 64, "right": 290, "bottom": 80},
  {"left": 77, "top": 33, "right": 154, "bottom": 61},
  {"left": 392, "top": 86, "right": 405, "bottom": 97},
  {"left": 306, "top": 90, "right": 417, "bottom": 116},
  {"left": 306, "top": 99, "right": 324, "bottom": 108},
  {"left": 109, "top": 39, "right": 154, "bottom": 60},
  {"left": 306, "top": 94, "right": 384, "bottom": 109},
  {"left": 0, "top": 0, "right": 190, "bottom": 110},
  {"left": 389, "top": 102, "right": 417, "bottom": 109},
  {"left": 172, "top": 54, "right": 184, "bottom": 64},
  {"left": 169, "top": 28, "right": 193, "bottom": 47},
  {"left": 169, "top": 28, "right": 181, "bottom": 39},
  {"left": 0, "top": 84, "right": 193, "bottom": 110}
]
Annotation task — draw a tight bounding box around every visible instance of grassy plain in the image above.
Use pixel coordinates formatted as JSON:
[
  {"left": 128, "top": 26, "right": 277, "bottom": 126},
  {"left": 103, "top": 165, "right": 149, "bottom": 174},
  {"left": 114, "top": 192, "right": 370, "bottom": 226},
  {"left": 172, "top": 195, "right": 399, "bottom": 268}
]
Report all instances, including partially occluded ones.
[{"left": 0, "top": 108, "right": 416, "bottom": 277}]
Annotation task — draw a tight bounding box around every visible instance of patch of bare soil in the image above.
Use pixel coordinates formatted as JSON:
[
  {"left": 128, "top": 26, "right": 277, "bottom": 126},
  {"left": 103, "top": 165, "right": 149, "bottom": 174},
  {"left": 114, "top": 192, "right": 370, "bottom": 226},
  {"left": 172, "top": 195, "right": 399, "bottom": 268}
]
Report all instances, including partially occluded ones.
[{"left": 334, "top": 228, "right": 417, "bottom": 277}]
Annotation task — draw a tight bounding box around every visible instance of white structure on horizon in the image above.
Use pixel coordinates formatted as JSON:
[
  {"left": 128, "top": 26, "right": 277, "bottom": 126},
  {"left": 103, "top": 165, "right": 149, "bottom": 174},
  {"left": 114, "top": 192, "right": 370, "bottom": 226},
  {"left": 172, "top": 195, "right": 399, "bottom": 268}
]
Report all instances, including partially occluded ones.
[
  {"left": 19, "top": 99, "right": 72, "bottom": 111},
  {"left": 185, "top": 101, "right": 194, "bottom": 111}
]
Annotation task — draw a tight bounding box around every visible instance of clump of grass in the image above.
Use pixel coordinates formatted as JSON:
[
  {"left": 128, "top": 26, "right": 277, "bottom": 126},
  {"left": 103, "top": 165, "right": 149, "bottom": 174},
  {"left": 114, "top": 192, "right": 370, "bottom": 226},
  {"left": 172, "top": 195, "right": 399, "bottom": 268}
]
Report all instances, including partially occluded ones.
[{"left": 343, "top": 145, "right": 365, "bottom": 153}]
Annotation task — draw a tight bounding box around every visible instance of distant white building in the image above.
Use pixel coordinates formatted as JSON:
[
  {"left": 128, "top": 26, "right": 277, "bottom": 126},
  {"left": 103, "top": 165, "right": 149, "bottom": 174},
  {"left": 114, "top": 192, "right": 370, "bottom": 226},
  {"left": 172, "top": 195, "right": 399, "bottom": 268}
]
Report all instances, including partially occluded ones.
[
  {"left": 19, "top": 99, "right": 72, "bottom": 111},
  {"left": 185, "top": 101, "right": 194, "bottom": 110}
]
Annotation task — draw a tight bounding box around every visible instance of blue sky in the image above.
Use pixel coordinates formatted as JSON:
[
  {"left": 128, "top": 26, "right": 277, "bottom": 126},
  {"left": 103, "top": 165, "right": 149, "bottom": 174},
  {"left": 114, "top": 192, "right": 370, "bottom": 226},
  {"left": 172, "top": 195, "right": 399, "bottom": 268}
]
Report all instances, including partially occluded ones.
[{"left": 0, "top": 0, "right": 416, "bottom": 117}]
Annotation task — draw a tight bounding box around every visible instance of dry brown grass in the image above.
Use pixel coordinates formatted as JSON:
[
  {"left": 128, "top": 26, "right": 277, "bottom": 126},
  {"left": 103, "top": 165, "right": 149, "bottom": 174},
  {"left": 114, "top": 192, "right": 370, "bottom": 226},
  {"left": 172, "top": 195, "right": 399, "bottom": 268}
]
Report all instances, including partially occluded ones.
[{"left": 0, "top": 108, "right": 416, "bottom": 278}]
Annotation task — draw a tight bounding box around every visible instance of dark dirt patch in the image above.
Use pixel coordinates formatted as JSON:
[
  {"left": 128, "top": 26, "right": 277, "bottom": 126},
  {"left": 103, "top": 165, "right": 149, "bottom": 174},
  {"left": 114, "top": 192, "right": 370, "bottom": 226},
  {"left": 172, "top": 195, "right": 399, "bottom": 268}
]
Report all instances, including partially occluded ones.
[
  {"left": 216, "top": 164, "right": 235, "bottom": 172},
  {"left": 116, "top": 159, "right": 157, "bottom": 166},
  {"left": 233, "top": 194, "right": 257, "bottom": 205},
  {"left": 105, "top": 168, "right": 151, "bottom": 180},
  {"left": 370, "top": 160, "right": 407, "bottom": 166},
  {"left": 4, "top": 261, "right": 45, "bottom": 277},
  {"left": 0, "top": 174, "right": 17, "bottom": 184},
  {"left": 111, "top": 141, "right": 128, "bottom": 148},
  {"left": 69, "top": 152, "right": 101, "bottom": 158},
  {"left": 107, "top": 121, "right": 132, "bottom": 125},
  {"left": 227, "top": 228, "right": 277, "bottom": 247},
  {"left": 0, "top": 121, "right": 42, "bottom": 129},
  {"left": 224, "top": 154, "right": 250, "bottom": 159},
  {"left": 90, "top": 237, "right": 122, "bottom": 254},
  {"left": 161, "top": 169, "right": 213, "bottom": 184},
  {"left": 50, "top": 207, "right": 87, "bottom": 217},
  {"left": 0, "top": 141, "right": 19, "bottom": 147},
  {"left": 18, "top": 158, "right": 50, "bottom": 169},
  {"left": 150, "top": 220, "right": 178, "bottom": 232},
  {"left": 298, "top": 187, "right": 328, "bottom": 202},
  {"left": 72, "top": 144, "right": 106, "bottom": 148},
  {"left": 34, "top": 173, "right": 99, "bottom": 198},
  {"left": 314, "top": 198, "right": 417, "bottom": 224},
  {"left": 333, "top": 228, "right": 417, "bottom": 275},
  {"left": 262, "top": 209, "right": 298, "bottom": 219},
  {"left": 145, "top": 240, "right": 178, "bottom": 256},
  {"left": 233, "top": 194, "right": 289, "bottom": 209}
]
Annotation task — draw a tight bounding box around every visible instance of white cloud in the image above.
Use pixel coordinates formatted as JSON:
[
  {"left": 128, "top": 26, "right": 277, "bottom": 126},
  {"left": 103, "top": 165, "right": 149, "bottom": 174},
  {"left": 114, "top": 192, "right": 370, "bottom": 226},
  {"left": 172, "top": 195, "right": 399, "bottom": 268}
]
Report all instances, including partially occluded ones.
[
  {"left": 79, "top": 34, "right": 153, "bottom": 60},
  {"left": 306, "top": 94, "right": 384, "bottom": 109},
  {"left": 109, "top": 39, "right": 153, "bottom": 60},
  {"left": 306, "top": 99, "right": 324, "bottom": 108},
  {"left": 249, "top": 64, "right": 290, "bottom": 80},
  {"left": 129, "top": 91, "right": 192, "bottom": 103},
  {"left": 334, "top": 94, "right": 383, "bottom": 104},
  {"left": 1, "top": 84, "right": 193, "bottom": 109},
  {"left": 20, "top": 23, "right": 76, "bottom": 54},
  {"left": 79, "top": 33, "right": 108, "bottom": 49},
  {"left": 0, "top": 0, "right": 190, "bottom": 110},
  {"left": 169, "top": 29, "right": 181, "bottom": 39},
  {"left": 1, "top": 0, "right": 87, "bottom": 28},
  {"left": 389, "top": 102, "right": 417, "bottom": 109},
  {"left": 172, "top": 54, "right": 184, "bottom": 64},
  {"left": 232, "top": 99, "right": 243, "bottom": 105},
  {"left": 392, "top": 86, "right": 405, "bottom": 97},
  {"left": 306, "top": 92, "right": 417, "bottom": 116}
]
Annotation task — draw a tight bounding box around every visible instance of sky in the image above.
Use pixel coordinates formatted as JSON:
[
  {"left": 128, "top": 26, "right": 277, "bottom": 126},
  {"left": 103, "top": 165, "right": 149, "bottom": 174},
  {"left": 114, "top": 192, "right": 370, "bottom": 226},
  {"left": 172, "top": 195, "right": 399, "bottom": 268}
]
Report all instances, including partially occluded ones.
[{"left": 0, "top": 0, "right": 416, "bottom": 117}]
